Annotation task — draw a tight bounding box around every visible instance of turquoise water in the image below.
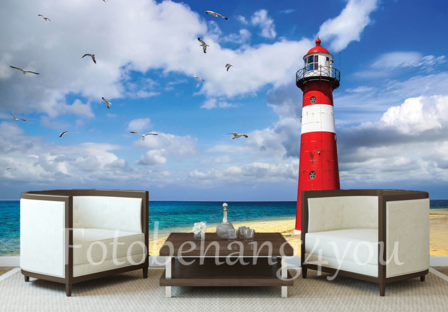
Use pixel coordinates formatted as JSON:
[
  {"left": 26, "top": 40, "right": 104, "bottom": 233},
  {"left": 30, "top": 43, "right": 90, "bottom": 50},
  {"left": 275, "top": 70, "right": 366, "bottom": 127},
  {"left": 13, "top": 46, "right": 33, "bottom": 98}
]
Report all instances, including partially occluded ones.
[
  {"left": 0, "top": 201, "right": 297, "bottom": 256},
  {"left": 1, "top": 200, "right": 447, "bottom": 256}
]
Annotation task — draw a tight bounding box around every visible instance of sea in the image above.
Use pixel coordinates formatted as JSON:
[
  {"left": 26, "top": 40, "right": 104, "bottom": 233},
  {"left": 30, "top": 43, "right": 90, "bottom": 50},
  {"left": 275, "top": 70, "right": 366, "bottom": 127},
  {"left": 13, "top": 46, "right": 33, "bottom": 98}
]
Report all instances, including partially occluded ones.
[{"left": 1, "top": 200, "right": 447, "bottom": 256}]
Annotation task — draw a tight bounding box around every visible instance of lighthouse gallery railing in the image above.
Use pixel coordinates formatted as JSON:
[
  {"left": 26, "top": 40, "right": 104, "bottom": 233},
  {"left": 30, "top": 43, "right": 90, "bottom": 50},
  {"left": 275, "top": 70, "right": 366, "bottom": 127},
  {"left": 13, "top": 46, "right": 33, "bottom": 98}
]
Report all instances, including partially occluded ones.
[{"left": 296, "top": 65, "right": 341, "bottom": 83}]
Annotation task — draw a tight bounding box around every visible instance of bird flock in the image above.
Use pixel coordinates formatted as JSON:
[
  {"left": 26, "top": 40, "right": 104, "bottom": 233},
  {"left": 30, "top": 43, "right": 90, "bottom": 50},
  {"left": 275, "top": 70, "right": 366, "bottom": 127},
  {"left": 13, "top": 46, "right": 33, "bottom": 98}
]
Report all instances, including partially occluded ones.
[{"left": 5, "top": 3, "right": 248, "bottom": 172}]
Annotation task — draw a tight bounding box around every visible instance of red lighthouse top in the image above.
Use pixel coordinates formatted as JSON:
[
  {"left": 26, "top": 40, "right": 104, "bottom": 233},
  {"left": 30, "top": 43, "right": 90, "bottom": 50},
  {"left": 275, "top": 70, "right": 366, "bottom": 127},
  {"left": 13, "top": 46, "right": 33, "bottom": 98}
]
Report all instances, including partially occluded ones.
[{"left": 306, "top": 37, "right": 330, "bottom": 55}]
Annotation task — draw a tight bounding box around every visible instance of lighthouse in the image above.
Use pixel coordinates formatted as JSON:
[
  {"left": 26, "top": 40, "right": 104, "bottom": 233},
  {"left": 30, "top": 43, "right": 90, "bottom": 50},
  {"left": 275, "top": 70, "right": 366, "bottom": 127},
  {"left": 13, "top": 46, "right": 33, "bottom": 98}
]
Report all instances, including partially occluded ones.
[{"left": 294, "top": 38, "right": 341, "bottom": 234}]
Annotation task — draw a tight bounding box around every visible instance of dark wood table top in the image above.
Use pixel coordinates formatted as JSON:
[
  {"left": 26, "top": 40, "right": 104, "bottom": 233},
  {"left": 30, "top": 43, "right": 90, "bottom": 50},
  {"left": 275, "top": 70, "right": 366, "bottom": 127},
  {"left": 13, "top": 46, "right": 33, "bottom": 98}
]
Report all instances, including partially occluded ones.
[{"left": 159, "top": 232, "right": 294, "bottom": 257}]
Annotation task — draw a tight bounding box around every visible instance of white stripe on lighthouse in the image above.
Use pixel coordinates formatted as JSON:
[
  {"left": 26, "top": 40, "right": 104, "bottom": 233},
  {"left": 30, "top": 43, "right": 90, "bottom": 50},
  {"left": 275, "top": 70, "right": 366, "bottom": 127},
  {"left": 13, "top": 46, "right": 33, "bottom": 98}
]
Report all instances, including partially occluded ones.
[{"left": 301, "top": 104, "right": 336, "bottom": 134}]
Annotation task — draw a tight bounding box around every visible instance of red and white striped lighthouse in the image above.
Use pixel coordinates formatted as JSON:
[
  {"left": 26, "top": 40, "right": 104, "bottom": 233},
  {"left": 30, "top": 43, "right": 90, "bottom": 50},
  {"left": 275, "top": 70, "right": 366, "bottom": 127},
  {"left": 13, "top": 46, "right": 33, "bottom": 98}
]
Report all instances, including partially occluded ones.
[{"left": 294, "top": 38, "right": 341, "bottom": 234}]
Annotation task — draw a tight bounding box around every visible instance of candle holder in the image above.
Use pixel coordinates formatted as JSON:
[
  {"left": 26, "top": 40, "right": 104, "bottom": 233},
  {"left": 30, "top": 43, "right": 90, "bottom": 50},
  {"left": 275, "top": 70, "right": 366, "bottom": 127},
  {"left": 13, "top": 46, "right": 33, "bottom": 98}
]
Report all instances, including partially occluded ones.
[{"left": 216, "top": 203, "right": 235, "bottom": 239}]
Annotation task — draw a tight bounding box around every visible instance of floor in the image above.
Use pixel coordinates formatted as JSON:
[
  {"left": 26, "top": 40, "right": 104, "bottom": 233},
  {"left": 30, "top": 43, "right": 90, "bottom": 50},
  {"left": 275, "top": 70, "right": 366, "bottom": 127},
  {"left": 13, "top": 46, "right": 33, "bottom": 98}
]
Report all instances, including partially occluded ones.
[
  {"left": 0, "top": 267, "right": 19, "bottom": 276},
  {"left": 1, "top": 267, "right": 448, "bottom": 277}
]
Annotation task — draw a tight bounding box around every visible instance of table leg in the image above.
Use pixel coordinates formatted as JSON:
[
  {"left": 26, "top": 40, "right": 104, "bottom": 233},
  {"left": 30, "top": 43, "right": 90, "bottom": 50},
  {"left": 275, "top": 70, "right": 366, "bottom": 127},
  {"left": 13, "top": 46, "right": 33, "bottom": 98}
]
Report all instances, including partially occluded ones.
[
  {"left": 166, "top": 256, "right": 172, "bottom": 298},
  {"left": 281, "top": 257, "right": 287, "bottom": 298}
]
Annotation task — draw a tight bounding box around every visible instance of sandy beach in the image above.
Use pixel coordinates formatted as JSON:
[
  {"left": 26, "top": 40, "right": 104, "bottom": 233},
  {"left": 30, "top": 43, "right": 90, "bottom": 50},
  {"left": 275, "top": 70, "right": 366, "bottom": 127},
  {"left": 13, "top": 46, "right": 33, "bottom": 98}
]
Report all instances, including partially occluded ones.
[
  {"left": 149, "top": 210, "right": 448, "bottom": 257},
  {"left": 430, "top": 209, "right": 448, "bottom": 256}
]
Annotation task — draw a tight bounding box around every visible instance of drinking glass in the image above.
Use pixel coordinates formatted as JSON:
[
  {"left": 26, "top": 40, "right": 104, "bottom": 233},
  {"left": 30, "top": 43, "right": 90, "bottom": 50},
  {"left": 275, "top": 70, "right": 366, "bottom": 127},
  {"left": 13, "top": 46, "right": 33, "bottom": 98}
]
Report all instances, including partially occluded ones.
[
  {"left": 244, "top": 229, "right": 255, "bottom": 241},
  {"left": 238, "top": 226, "right": 247, "bottom": 239},
  {"left": 227, "top": 229, "right": 238, "bottom": 241}
]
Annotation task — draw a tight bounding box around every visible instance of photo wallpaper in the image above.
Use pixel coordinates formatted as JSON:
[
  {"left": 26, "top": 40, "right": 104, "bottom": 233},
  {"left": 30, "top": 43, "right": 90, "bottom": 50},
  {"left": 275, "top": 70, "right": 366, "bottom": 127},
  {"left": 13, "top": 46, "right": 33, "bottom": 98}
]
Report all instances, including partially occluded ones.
[{"left": 0, "top": 0, "right": 447, "bottom": 257}]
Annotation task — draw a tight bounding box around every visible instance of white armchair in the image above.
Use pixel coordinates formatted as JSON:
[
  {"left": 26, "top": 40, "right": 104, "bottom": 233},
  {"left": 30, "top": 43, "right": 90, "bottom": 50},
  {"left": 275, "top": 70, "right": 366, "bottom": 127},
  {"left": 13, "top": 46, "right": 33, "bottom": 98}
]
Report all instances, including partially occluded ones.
[
  {"left": 20, "top": 189, "right": 149, "bottom": 296},
  {"left": 301, "top": 189, "right": 429, "bottom": 296}
]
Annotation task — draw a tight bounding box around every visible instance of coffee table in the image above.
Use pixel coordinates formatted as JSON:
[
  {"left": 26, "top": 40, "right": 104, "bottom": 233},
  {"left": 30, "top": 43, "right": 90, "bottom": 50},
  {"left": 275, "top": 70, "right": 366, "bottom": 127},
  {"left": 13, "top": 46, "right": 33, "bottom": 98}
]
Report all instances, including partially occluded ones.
[{"left": 159, "top": 232, "right": 294, "bottom": 298}]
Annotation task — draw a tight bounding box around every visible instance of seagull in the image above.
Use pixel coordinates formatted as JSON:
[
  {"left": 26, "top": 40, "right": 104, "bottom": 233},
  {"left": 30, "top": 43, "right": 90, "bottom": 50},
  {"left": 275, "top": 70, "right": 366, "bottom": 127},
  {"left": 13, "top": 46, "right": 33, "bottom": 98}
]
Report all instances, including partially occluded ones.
[
  {"left": 38, "top": 14, "right": 51, "bottom": 22},
  {"left": 102, "top": 0, "right": 107, "bottom": 2},
  {"left": 193, "top": 74, "right": 204, "bottom": 82},
  {"left": 130, "top": 131, "right": 158, "bottom": 140},
  {"left": 82, "top": 54, "right": 96, "bottom": 64},
  {"left": 225, "top": 64, "right": 233, "bottom": 72},
  {"left": 228, "top": 132, "right": 248, "bottom": 139},
  {"left": 6, "top": 168, "right": 16, "bottom": 171},
  {"left": 10, "top": 113, "right": 26, "bottom": 121},
  {"left": 198, "top": 37, "right": 209, "bottom": 53},
  {"left": 205, "top": 11, "right": 229, "bottom": 20},
  {"left": 9, "top": 66, "right": 39, "bottom": 75},
  {"left": 102, "top": 97, "right": 111, "bottom": 109},
  {"left": 59, "top": 131, "right": 68, "bottom": 138}
]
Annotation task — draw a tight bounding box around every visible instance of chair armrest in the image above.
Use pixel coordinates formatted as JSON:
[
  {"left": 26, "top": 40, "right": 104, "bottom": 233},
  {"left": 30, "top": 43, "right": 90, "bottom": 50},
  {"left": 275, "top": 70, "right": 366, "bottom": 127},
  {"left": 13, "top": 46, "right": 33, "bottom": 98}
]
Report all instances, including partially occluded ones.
[
  {"left": 384, "top": 198, "right": 429, "bottom": 278},
  {"left": 20, "top": 195, "right": 70, "bottom": 278}
]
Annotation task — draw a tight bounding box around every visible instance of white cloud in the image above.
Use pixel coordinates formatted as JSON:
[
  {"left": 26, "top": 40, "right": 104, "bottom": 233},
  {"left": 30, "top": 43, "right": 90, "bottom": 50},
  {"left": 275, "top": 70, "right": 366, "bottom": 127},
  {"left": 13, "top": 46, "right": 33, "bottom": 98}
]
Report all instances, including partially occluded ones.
[
  {"left": 188, "top": 160, "right": 299, "bottom": 183},
  {"left": 130, "top": 91, "right": 160, "bottom": 99},
  {"left": 134, "top": 132, "right": 199, "bottom": 157},
  {"left": 318, "top": 0, "right": 379, "bottom": 51},
  {"left": 354, "top": 52, "right": 447, "bottom": 78},
  {"left": 0, "top": 0, "right": 378, "bottom": 118},
  {"left": 251, "top": 10, "right": 276, "bottom": 39},
  {"left": 334, "top": 95, "right": 448, "bottom": 185},
  {"left": 379, "top": 96, "right": 448, "bottom": 134},
  {"left": 137, "top": 150, "right": 167, "bottom": 166},
  {"left": 0, "top": 0, "right": 205, "bottom": 117},
  {"left": 346, "top": 86, "right": 374, "bottom": 93},
  {"left": 236, "top": 15, "right": 248, "bottom": 25},
  {"left": 208, "top": 116, "right": 301, "bottom": 159},
  {"left": 279, "top": 9, "right": 295, "bottom": 14},
  {"left": 201, "top": 98, "right": 217, "bottom": 109},
  {"left": 371, "top": 52, "right": 422, "bottom": 69},
  {"left": 0, "top": 122, "right": 134, "bottom": 183},
  {"left": 371, "top": 52, "right": 446, "bottom": 69},
  {"left": 127, "top": 118, "right": 152, "bottom": 132},
  {"left": 201, "top": 98, "right": 237, "bottom": 109},
  {"left": 221, "top": 29, "right": 251, "bottom": 44},
  {"left": 40, "top": 116, "right": 69, "bottom": 129}
]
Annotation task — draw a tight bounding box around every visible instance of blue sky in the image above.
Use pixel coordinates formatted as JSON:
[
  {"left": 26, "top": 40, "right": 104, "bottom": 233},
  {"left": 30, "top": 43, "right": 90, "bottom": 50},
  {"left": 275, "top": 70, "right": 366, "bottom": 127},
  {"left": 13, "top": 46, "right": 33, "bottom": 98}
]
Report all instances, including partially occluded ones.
[{"left": 1, "top": 0, "right": 448, "bottom": 200}]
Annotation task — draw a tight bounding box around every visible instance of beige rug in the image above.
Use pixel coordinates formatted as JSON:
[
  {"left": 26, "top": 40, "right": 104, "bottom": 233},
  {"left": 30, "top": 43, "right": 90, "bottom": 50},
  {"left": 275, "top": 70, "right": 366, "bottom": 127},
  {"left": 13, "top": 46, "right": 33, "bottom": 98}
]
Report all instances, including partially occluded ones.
[{"left": 1, "top": 268, "right": 448, "bottom": 312}]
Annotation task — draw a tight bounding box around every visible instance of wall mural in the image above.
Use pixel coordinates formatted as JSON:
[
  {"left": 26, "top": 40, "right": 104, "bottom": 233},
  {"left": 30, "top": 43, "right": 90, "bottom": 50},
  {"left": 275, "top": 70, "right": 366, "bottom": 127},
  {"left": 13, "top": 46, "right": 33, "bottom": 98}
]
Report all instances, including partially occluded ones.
[{"left": 1, "top": 200, "right": 447, "bottom": 257}]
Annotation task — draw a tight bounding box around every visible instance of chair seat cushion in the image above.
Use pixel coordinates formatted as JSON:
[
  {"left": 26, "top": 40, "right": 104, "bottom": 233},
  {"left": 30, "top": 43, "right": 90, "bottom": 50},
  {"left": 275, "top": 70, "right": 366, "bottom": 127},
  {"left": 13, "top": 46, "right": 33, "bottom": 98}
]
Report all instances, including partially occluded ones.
[
  {"left": 305, "top": 229, "right": 378, "bottom": 265},
  {"left": 73, "top": 228, "right": 145, "bottom": 265}
]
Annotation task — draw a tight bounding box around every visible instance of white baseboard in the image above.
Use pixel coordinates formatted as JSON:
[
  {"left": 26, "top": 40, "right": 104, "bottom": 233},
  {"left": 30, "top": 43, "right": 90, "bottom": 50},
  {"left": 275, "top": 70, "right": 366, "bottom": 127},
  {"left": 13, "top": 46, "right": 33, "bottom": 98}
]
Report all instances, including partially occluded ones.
[
  {"left": 430, "top": 256, "right": 448, "bottom": 267},
  {"left": 0, "top": 268, "right": 21, "bottom": 282},
  {"left": 2, "top": 256, "right": 448, "bottom": 267},
  {"left": 0, "top": 257, "right": 20, "bottom": 267}
]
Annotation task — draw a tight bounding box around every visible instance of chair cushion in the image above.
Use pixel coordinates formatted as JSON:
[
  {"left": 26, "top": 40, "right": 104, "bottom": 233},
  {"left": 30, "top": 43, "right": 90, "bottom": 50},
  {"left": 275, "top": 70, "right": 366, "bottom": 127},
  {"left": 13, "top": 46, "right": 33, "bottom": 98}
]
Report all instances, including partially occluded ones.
[
  {"left": 73, "top": 228, "right": 145, "bottom": 265},
  {"left": 304, "top": 253, "right": 378, "bottom": 277},
  {"left": 305, "top": 229, "right": 378, "bottom": 265},
  {"left": 73, "top": 253, "right": 146, "bottom": 277}
]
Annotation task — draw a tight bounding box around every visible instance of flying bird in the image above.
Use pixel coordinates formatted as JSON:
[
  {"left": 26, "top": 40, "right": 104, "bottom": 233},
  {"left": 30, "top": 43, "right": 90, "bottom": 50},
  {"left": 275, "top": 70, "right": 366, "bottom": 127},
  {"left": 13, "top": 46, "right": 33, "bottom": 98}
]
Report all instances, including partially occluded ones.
[
  {"left": 102, "top": 97, "right": 111, "bottom": 109},
  {"left": 38, "top": 14, "right": 51, "bottom": 21},
  {"left": 130, "top": 131, "right": 158, "bottom": 140},
  {"left": 225, "top": 64, "right": 233, "bottom": 71},
  {"left": 198, "top": 38, "right": 209, "bottom": 53},
  {"left": 6, "top": 168, "right": 16, "bottom": 171},
  {"left": 59, "top": 131, "right": 68, "bottom": 138},
  {"left": 228, "top": 132, "right": 248, "bottom": 139},
  {"left": 193, "top": 74, "right": 204, "bottom": 82},
  {"left": 82, "top": 54, "right": 96, "bottom": 64},
  {"left": 10, "top": 113, "right": 26, "bottom": 121},
  {"left": 10, "top": 66, "right": 39, "bottom": 75},
  {"left": 205, "top": 11, "right": 229, "bottom": 20}
]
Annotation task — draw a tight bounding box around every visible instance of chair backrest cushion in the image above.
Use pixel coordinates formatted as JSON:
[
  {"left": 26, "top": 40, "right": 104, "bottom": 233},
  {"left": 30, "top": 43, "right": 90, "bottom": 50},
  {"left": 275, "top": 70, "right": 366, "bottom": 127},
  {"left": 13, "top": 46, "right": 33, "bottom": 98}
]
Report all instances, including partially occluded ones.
[
  {"left": 73, "top": 196, "right": 143, "bottom": 233},
  {"left": 308, "top": 196, "right": 378, "bottom": 232}
]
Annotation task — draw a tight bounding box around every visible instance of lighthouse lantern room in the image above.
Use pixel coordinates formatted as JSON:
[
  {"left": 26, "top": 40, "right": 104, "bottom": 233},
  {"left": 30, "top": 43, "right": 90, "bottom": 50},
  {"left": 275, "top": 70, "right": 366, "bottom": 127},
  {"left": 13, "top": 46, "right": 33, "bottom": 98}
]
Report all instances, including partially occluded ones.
[{"left": 294, "top": 38, "right": 341, "bottom": 234}]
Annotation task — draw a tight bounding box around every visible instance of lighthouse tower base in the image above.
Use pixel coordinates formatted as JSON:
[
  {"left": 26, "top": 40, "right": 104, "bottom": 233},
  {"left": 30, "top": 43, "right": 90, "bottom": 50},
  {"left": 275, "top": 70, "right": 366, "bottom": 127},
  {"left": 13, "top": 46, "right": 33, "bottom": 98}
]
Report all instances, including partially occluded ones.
[{"left": 293, "top": 229, "right": 301, "bottom": 236}]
